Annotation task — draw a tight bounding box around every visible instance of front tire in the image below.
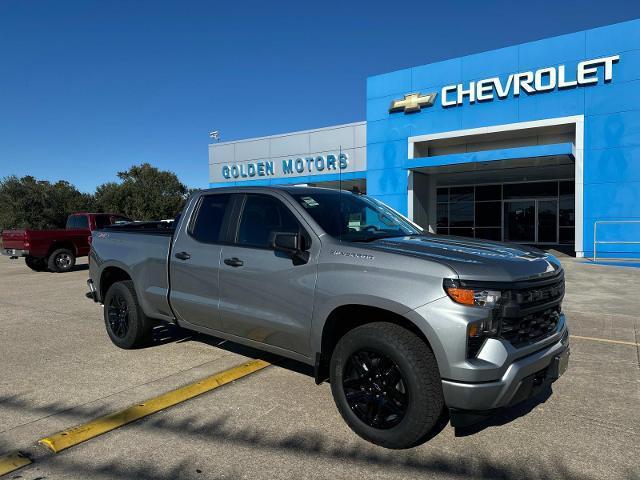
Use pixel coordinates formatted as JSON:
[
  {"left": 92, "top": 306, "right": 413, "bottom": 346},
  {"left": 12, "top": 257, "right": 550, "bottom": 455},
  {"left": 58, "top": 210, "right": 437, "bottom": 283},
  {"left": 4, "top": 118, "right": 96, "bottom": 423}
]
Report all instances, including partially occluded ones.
[
  {"left": 103, "top": 280, "right": 153, "bottom": 349},
  {"left": 25, "top": 256, "right": 47, "bottom": 272},
  {"left": 47, "top": 248, "right": 76, "bottom": 272},
  {"left": 330, "top": 322, "right": 444, "bottom": 449}
]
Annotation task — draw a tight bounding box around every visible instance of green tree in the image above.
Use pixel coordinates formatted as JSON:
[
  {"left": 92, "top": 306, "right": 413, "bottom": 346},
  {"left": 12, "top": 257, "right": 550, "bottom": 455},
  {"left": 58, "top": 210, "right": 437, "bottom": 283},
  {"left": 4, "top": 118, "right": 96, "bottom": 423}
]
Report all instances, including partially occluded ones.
[
  {"left": 95, "top": 163, "right": 188, "bottom": 220},
  {"left": 0, "top": 176, "right": 95, "bottom": 230}
]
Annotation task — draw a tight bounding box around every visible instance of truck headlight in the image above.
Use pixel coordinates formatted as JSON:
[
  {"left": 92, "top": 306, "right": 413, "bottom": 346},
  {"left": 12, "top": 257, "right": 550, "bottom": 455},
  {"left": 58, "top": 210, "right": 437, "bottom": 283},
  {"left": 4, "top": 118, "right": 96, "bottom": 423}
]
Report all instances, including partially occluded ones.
[{"left": 443, "top": 279, "right": 502, "bottom": 308}]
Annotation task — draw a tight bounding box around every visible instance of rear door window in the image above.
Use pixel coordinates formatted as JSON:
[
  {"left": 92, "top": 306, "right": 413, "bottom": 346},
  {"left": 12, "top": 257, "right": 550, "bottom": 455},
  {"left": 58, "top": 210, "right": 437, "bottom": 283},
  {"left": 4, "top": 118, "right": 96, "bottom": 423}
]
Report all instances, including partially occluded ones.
[
  {"left": 94, "top": 215, "right": 111, "bottom": 229},
  {"left": 66, "top": 215, "right": 88, "bottom": 229},
  {"left": 189, "top": 194, "right": 232, "bottom": 244}
]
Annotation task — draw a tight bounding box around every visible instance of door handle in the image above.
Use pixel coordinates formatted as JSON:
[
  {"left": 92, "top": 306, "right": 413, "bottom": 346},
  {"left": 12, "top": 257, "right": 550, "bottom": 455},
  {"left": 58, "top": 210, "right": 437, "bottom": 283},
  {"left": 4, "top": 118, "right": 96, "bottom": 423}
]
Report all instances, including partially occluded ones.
[
  {"left": 224, "top": 257, "right": 244, "bottom": 267},
  {"left": 175, "top": 251, "right": 191, "bottom": 260}
]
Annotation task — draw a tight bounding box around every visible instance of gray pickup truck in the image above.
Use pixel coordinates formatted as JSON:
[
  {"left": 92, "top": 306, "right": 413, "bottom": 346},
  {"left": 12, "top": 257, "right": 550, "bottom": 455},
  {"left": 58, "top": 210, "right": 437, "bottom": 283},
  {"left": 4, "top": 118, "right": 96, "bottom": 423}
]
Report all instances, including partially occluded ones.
[{"left": 87, "top": 186, "right": 569, "bottom": 449}]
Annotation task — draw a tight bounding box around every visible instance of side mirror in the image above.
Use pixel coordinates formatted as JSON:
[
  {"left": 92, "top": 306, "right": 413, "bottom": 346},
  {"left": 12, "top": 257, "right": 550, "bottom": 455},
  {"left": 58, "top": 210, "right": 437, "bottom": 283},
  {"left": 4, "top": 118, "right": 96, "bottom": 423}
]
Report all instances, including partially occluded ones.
[
  {"left": 273, "top": 232, "right": 298, "bottom": 253},
  {"left": 272, "top": 232, "right": 310, "bottom": 265}
]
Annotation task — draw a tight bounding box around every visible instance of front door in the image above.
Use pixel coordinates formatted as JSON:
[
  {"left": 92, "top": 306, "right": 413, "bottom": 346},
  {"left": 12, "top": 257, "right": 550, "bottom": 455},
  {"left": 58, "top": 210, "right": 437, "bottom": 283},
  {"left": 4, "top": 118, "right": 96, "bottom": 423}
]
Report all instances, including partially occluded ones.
[
  {"left": 536, "top": 199, "right": 558, "bottom": 244},
  {"left": 504, "top": 200, "right": 536, "bottom": 243},
  {"left": 169, "top": 193, "right": 233, "bottom": 330},
  {"left": 218, "top": 193, "right": 317, "bottom": 357},
  {"left": 504, "top": 199, "right": 558, "bottom": 244}
]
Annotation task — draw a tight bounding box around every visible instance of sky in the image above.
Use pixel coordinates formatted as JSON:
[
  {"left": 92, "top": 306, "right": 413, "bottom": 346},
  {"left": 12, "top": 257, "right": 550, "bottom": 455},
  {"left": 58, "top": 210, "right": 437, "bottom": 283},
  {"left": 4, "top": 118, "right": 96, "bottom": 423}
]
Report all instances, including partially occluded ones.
[{"left": 1, "top": 0, "right": 640, "bottom": 192}]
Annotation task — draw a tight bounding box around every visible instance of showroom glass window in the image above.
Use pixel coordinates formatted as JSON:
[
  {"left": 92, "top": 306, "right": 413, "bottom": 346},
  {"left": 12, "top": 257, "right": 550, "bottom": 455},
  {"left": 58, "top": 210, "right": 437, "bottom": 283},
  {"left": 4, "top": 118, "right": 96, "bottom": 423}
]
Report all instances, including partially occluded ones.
[{"left": 436, "top": 180, "right": 574, "bottom": 245}]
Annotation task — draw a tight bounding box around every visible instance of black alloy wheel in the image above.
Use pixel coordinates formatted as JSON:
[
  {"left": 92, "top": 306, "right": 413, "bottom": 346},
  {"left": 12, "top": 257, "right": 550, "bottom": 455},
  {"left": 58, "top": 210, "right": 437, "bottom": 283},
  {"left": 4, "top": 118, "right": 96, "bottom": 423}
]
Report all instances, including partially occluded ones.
[
  {"left": 330, "top": 322, "right": 445, "bottom": 449},
  {"left": 107, "top": 293, "right": 130, "bottom": 338},
  {"left": 342, "top": 349, "right": 408, "bottom": 429},
  {"left": 103, "top": 280, "right": 153, "bottom": 349}
]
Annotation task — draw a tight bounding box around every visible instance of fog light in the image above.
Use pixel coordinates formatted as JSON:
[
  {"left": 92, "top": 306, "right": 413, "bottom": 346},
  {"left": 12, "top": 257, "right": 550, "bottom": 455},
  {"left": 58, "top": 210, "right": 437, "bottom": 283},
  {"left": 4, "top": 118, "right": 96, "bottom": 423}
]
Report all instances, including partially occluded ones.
[{"left": 467, "top": 321, "right": 487, "bottom": 358}]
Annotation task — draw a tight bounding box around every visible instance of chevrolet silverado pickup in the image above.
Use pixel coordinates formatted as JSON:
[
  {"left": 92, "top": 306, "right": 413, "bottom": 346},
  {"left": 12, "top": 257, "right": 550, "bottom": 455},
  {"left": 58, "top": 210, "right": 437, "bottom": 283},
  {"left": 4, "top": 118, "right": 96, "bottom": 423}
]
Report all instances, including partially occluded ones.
[
  {"left": 87, "top": 186, "right": 569, "bottom": 449},
  {"left": 2, "top": 212, "right": 130, "bottom": 272}
]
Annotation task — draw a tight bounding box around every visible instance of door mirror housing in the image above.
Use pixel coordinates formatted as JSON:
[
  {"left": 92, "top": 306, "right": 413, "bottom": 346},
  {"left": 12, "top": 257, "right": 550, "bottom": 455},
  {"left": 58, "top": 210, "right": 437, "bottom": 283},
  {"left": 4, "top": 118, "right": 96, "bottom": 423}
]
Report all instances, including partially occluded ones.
[
  {"left": 272, "top": 232, "right": 309, "bottom": 265},
  {"left": 273, "top": 232, "right": 299, "bottom": 253}
]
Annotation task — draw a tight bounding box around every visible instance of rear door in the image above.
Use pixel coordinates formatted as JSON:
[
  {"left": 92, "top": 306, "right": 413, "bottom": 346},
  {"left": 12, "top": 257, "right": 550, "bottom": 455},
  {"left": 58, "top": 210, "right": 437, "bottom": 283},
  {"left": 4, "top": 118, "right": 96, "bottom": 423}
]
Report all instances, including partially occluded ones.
[
  {"left": 169, "top": 193, "right": 234, "bottom": 330},
  {"left": 218, "top": 193, "right": 318, "bottom": 357}
]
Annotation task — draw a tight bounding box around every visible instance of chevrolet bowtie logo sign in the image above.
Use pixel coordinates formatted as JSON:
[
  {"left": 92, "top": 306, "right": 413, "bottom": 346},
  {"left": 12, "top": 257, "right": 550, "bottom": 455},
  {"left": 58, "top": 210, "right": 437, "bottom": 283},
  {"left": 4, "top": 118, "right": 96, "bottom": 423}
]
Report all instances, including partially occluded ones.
[{"left": 389, "top": 92, "right": 438, "bottom": 113}]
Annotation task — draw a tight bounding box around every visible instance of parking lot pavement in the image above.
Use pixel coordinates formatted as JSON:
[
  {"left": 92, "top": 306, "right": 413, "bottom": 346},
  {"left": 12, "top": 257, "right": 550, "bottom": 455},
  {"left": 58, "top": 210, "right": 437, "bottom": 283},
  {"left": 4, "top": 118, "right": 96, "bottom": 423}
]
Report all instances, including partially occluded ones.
[{"left": 1, "top": 255, "right": 639, "bottom": 479}]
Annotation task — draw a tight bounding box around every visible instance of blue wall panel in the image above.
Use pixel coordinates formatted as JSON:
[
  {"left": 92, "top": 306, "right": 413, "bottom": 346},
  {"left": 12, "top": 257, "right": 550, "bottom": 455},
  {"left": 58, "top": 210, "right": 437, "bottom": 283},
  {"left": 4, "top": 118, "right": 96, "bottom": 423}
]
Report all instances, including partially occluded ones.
[
  {"left": 461, "top": 46, "right": 519, "bottom": 80},
  {"left": 518, "top": 31, "right": 586, "bottom": 70},
  {"left": 584, "top": 111, "right": 640, "bottom": 150},
  {"left": 584, "top": 146, "right": 640, "bottom": 184},
  {"left": 586, "top": 20, "right": 640, "bottom": 56},
  {"left": 367, "top": 18, "right": 640, "bottom": 255}
]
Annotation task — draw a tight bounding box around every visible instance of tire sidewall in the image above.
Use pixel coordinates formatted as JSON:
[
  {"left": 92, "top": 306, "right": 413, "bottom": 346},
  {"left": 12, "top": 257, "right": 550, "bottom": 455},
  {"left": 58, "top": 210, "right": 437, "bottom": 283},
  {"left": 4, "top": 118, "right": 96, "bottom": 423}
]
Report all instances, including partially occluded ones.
[
  {"left": 103, "top": 282, "right": 142, "bottom": 349},
  {"left": 25, "top": 256, "right": 47, "bottom": 272},
  {"left": 330, "top": 325, "right": 441, "bottom": 449},
  {"left": 48, "top": 249, "right": 76, "bottom": 273}
]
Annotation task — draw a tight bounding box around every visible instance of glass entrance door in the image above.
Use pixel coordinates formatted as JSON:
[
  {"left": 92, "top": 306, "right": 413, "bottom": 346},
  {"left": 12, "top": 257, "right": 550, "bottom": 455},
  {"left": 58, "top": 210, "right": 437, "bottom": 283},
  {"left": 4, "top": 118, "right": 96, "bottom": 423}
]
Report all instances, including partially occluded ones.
[
  {"left": 504, "top": 199, "right": 558, "bottom": 243},
  {"left": 504, "top": 201, "right": 535, "bottom": 242},
  {"left": 537, "top": 199, "right": 558, "bottom": 244}
]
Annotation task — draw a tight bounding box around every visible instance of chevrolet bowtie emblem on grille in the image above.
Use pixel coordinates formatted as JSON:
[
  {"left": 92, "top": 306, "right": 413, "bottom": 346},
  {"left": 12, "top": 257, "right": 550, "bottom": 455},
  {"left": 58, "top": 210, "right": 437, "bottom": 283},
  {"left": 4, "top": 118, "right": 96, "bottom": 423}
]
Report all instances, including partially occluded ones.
[{"left": 389, "top": 92, "right": 438, "bottom": 113}]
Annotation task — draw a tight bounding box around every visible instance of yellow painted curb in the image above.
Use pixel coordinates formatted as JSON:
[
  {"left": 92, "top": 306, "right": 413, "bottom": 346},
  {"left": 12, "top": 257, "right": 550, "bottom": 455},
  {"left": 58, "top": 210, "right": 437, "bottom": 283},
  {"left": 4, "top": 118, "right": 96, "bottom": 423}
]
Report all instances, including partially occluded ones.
[
  {"left": 570, "top": 335, "right": 639, "bottom": 347},
  {"left": 39, "top": 359, "right": 270, "bottom": 453},
  {"left": 0, "top": 451, "right": 31, "bottom": 477}
]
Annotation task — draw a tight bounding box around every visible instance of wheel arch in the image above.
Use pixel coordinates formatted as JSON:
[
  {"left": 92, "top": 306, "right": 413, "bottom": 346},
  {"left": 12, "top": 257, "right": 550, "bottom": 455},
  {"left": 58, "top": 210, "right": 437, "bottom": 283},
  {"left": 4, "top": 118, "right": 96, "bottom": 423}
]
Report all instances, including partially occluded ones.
[
  {"left": 314, "top": 303, "right": 438, "bottom": 384},
  {"left": 47, "top": 240, "right": 77, "bottom": 257},
  {"left": 99, "top": 265, "right": 133, "bottom": 301}
]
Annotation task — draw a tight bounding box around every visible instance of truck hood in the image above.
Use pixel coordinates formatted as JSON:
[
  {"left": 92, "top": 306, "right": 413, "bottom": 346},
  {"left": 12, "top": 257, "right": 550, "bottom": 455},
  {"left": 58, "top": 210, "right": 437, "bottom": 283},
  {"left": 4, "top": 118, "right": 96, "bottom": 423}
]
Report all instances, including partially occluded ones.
[{"left": 368, "top": 235, "right": 562, "bottom": 283}]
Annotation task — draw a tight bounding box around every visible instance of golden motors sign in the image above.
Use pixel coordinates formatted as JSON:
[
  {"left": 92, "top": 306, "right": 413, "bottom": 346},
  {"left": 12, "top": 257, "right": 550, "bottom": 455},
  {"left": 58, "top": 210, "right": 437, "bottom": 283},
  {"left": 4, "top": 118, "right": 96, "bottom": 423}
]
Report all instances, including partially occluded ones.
[{"left": 221, "top": 152, "right": 349, "bottom": 180}]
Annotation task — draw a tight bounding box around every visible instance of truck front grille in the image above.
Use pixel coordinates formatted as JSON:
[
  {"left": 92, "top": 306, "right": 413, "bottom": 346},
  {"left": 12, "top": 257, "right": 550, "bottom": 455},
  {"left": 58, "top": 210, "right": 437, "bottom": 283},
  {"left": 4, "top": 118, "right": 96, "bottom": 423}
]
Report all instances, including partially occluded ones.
[
  {"left": 498, "top": 273, "right": 565, "bottom": 348},
  {"left": 501, "top": 307, "right": 561, "bottom": 347}
]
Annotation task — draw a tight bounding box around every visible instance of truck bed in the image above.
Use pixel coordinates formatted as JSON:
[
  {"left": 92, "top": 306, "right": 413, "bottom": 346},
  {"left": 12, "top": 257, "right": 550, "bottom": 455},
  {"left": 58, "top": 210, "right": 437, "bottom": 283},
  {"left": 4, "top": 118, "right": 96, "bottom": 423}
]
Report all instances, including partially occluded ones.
[{"left": 91, "top": 225, "right": 175, "bottom": 320}]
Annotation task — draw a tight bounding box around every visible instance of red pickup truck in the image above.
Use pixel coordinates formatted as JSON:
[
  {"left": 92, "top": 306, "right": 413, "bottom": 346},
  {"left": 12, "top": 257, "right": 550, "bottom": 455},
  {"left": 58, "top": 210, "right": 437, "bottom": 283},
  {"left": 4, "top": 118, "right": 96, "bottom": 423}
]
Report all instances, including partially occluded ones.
[{"left": 1, "top": 212, "right": 130, "bottom": 272}]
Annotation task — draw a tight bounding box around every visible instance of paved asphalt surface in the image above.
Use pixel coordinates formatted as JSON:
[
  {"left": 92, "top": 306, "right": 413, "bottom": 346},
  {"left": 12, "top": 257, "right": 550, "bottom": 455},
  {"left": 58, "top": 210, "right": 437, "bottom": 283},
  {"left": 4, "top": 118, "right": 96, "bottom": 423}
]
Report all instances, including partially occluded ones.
[{"left": 0, "top": 254, "right": 638, "bottom": 479}]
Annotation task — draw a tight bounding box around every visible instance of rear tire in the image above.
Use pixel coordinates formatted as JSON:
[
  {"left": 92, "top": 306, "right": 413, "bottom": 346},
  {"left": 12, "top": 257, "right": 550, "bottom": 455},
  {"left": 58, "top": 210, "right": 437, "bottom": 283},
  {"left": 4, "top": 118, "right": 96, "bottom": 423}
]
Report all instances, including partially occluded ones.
[
  {"left": 330, "top": 322, "right": 444, "bottom": 449},
  {"left": 47, "top": 248, "right": 76, "bottom": 272},
  {"left": 25, "top": 256, "right": 47, "bottom": 272},
  {"left": 103, "top": 280, "right": 153, "bottom": 349}
]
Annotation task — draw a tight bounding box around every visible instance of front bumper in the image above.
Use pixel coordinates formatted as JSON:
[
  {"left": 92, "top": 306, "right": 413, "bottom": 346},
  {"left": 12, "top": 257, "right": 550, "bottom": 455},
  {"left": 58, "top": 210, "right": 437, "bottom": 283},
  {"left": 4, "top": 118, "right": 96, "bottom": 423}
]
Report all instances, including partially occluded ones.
[
  {"left": 442, "top": 328, "right": 570, "bottom": 413},
  {"left": 2, "top": 248, "right": 29, "bottom": 258}
]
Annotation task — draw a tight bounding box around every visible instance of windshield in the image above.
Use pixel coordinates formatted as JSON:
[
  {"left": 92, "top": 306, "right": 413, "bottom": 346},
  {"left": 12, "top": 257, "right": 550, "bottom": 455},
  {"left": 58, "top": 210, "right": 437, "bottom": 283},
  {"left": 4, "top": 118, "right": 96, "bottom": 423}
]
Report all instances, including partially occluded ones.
[{"left": 290, "top": 191, "right": 421, "bottom": 242}]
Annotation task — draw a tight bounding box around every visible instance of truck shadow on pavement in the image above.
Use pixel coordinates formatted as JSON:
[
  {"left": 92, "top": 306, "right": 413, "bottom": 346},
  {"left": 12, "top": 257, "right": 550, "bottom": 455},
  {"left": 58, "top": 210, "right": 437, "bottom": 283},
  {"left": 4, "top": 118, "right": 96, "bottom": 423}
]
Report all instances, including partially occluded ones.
[
  {"left": 0, "top": 386, "right": 635, "bottom": 479},
  {"left": 0, "top": 405, "right": 625, "bottom": 480},
  {"left": 151, "top": 322, "right": 555, "bottom": 438}
]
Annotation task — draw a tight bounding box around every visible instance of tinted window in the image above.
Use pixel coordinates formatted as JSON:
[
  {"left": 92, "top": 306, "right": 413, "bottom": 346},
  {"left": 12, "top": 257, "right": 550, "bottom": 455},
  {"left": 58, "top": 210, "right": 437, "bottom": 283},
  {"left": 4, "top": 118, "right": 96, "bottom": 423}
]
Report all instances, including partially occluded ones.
[
  {"left": 450, "top": 186, "right": 474, "bottom": 203},
  {"left": 475, "top": 184, "right": 502, "bottom": 201},
  {"left": 436, "top": 187, "right": 448, "bottom": 202},
  {"left": 237, "top": 195, "right": 300, "bottom": 248},
  {"left": 94, "top": 215, "right": 112, "bottom": 229},
  {"left": 66, "top": 215, "right": 88, "bottom": 229},
  {"left": 190, "top": 194, "right": 231, "bottom": 244},
  {"left": 475, "top": 201, "right": 501, "bottom": 227},
  {"left": 503, "top": 181, "right": 558, "bottom": 199},
  {"left": 449, "top": 201, "right": 473, "bottom": 227}
]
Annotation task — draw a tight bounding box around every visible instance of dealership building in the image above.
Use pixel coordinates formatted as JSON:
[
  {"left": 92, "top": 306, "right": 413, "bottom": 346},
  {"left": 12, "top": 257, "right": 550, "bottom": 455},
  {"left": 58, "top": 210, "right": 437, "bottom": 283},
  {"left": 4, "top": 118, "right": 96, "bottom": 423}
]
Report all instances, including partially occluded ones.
[{"left": 209, "top": 19, "right": 640, "bottom": 258}]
